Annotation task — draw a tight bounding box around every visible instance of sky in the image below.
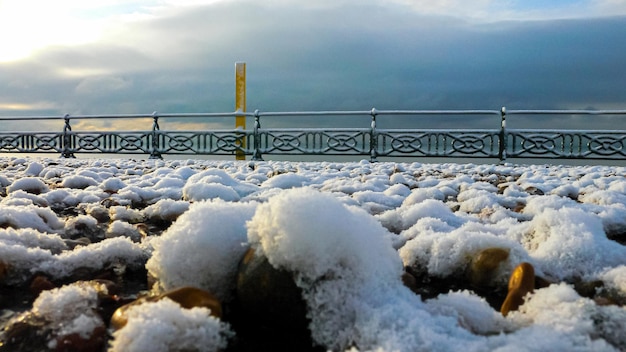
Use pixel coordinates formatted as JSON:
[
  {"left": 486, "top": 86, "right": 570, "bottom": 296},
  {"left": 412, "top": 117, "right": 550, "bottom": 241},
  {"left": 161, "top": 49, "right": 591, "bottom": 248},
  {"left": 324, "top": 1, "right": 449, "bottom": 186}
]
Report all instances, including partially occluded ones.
[{"left": 1, "top": 0, "right": 626, "bottom": 131}]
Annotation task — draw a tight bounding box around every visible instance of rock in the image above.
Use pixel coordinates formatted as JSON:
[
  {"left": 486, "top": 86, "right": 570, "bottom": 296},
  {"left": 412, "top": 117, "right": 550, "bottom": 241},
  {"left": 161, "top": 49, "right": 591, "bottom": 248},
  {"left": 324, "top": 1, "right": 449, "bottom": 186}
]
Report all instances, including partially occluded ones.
[
  {"left": 0, "top": 311, "right": 51, "bottom": 352},
  {"left": 232, "top": 248, "right": 316, "bottom": 351},
  {"left": 500, "top": 262, "right": 535, "bottom": 316},
  {"left": 235, "top": 248, "right": 307, "bottom": 328},
  {"left": 1, "top": 281, "right": 109, "bottom": 352},
  {"left": 63, "top": 237, "right": 91, "bottom": 250},
  {"left": 573, "top": 279, "right": 604, "bottom": 299},
  {"left": 403, "top": 264, "right": 467, "bottom": 301},
  {"left": 534, "top": 275, "right": 553, "bottom": 289},
  {"left": 158, "top": 286, "right": 222, "bottom": 316},
  {"left": 401, "top": 270, "right": 419, "bottom": 294},
  {"left": 524, "top": 186, "right": 544, "bottom": 196},
  {"left": 572, "top": 279, "right": 626, "bottom": 307},
  {"left": 88, "top": 207, "right": 110, "bottom": 223},
  {"left": 0, "top": 261, "right": 9, "bottom": 283},
  {"left": 110, "top": 286, "right": 222, "bottom": 330},
  {"left": 606, "top": 229, "right": 626, "bottom": 245},
  {"left": 29, "top": 275, "right": 56, "bottom": 296},
  {"left": 52, "top": 326, "right": 107, "bottom": 352},
  {"left": 468, "top": 247, "right": 510, "bottom": 288}
]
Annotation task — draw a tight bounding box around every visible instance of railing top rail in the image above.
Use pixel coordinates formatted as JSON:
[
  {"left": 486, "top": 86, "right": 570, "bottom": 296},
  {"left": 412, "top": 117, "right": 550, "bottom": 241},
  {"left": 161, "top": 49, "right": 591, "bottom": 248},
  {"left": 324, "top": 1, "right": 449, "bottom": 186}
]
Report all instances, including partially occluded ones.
[
  {"left": 254, "top": 109, "right": 503, "bottom": 117},
  {"left": 507, "top": 128, "right": 626, "bottom": 133},
  {"left": 3, "top": 108, "right": 626, "bottom": 122},
  {"left": 506, "top": 109, "right": 626, "bottom": 115},
  {"left": 0, "top": 111, "right": 241, "bottom": 121}
]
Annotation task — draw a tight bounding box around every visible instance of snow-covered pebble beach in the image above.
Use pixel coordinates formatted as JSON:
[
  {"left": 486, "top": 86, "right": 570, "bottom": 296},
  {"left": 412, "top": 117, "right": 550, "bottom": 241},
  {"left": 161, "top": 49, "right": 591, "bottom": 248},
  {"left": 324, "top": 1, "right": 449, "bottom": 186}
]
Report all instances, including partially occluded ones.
[{"left": 0, "top": 156, "right": 625, "bottom": 351}]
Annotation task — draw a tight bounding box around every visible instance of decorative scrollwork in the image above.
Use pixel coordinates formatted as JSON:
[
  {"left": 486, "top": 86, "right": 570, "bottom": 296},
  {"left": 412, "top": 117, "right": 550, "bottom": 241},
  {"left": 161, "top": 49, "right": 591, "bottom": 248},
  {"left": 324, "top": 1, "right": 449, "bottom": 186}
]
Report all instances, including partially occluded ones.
[
  {"left": 167, "top": 135, "right": 195, "bottom": 151},
  {"left": 451, "top": 135, "right": 486, "bottom": 154},
  {"left": 377, "top": 130, "right": 499, "bottom": 157},
  {"left": 521, "top": 135, "right": 558, "bottom": 155},
  {"left": 587, "top": 135, "right": 625, "bottom": 156},
  {"left": 35, "top": 136, "right": 58, "bottom": 150},
  {"left": 326, "top": 134, "right": 359, "bottom": 152},
  {"left": 271, "top": 133, "right": 303, "bottom": 151},
  {"left": 389, "top": 135, "right": 424, "bottom": 153},
  {"left": 77, "top": 135, "right": 101, "bottom": 150},
  {"left": 118, "top": 135, "right": 145, "bottom": 151},
  {"left": 0, "top": 136, "right": 20, "bottom": 150},
  {"left": 215, "top": 135, "right": 240, "bottom": 152}
]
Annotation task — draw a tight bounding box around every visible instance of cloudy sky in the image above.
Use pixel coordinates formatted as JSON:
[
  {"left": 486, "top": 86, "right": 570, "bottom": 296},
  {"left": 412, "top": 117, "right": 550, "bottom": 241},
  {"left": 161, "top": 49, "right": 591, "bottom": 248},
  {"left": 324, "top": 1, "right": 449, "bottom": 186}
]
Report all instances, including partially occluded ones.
[{"left": 1, "top": 0, "right": 626, "bottom": 131}]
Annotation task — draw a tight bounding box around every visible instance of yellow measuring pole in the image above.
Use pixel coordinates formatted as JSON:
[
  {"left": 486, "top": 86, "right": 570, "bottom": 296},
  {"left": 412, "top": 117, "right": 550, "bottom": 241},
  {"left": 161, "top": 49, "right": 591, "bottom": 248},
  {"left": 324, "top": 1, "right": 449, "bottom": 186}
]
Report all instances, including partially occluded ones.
[{"left": 235, "top": 62, "right": 246, "bottom": 160}]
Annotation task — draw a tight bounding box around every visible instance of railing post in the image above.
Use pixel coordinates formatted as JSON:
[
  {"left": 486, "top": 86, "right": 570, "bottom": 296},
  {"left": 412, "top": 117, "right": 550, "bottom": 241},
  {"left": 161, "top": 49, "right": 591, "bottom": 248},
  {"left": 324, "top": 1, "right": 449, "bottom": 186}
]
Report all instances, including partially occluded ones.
[
  {"left": 150, "top": 111, "right": 163, "bottom": 159},
  {"left": 251, "top": 109, "right": 264, "bottom": 161},
  {"left": 370, "top": 108, "right": 378, "bottom": 162},
  {"left": 499, "top": 106, "right": 507, "bottom": 163},
  {"left": 62, "top": 114, "right": 76, "bottom": 158}
]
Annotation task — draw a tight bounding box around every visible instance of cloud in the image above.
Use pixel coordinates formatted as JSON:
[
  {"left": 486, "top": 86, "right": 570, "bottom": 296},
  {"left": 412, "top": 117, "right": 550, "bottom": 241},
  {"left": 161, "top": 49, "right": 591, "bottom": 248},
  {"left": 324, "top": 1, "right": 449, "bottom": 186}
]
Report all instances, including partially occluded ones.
[{"left": 1, "top": 0, "right": 626, "bottom": 134}]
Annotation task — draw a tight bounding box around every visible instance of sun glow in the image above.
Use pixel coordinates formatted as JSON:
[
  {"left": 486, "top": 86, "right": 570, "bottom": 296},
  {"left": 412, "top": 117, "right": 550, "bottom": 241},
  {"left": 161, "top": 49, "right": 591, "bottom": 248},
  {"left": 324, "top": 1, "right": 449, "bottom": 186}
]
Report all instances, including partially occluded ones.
[
  {"left": 0, "top": 1, "right": 108, "bottom": 62},
  {"left": 0, "top": 0, "right": 231, "bottom": 63}
]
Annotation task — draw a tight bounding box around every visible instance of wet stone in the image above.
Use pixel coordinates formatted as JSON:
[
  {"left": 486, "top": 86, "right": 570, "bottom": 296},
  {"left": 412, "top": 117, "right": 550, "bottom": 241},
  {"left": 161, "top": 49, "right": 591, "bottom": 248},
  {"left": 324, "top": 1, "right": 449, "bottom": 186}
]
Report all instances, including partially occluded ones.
[
  {"left": 467, "top": 247, "right": 510, "bottom": 288},
  {"left": 229, "top": 248, "right": 319, "bottom": 352}
]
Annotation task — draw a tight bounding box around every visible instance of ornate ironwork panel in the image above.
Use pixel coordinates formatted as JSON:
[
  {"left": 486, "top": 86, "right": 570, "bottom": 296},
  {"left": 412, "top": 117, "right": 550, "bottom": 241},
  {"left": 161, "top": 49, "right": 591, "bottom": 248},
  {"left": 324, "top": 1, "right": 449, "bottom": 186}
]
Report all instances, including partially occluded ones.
[
  {"left": 0, "top": 133, "right": 63, "bottom": 153},
  {"left": 376, "top": 129, "right": 501, "bottom": 158},
  {"left": 63, "top": 132, "right": 153, "bottom": 154},
  {"left": 256, "top": 129, "right": 370, "bottom": 155},
  {"left": 507, "top": 130, "right": 626, "bottom": 159},
  {"left": 156, "top": 130, "right": 247, "bottom": 155}
]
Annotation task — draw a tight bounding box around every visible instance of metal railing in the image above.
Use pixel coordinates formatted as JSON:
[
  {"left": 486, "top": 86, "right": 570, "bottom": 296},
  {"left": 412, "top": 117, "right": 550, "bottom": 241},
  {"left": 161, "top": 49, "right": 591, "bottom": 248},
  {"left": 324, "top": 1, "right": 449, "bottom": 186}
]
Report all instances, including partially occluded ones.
[{"left": 0, "top": 108, "right": 625, "bottom": 162}]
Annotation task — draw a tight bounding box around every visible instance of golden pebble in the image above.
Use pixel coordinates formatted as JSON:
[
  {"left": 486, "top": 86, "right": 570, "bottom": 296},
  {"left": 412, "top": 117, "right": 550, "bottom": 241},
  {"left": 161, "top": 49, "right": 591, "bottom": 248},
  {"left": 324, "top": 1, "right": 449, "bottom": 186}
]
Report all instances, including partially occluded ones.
[{"left": 500, "top": 262, "right": 535, "bottom": 316}]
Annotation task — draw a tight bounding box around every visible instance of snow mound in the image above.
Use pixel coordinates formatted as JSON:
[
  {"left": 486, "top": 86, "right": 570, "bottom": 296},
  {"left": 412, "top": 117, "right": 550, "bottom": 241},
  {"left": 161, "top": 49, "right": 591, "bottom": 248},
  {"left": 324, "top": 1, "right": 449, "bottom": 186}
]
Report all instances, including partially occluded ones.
[
  {"left": 39, "top": 237, "right": 149, "bottom": 279},
  {"left": 61, "top": 174, "right": 99, "bottom": 189},
  {"left": 182, "top": 182, "right": 241, "bottom": 202},
  {"left": 247, "top": 187, "right": 401, "bottom": 281},
  {"left": 0, "top": 227, "right": 67, "bottom": 253},
  {"left": 523, "top": 207, "right": 626, "bottom": 280},
  {"left": 108, "top": 299, "right": 232, "bottom": 352},
  {"left": 247, "top": 188, "right": 482, "bottom": 351},
  {"left": 7, "top": 176, "right": 49, "bottom": 194},
  {"left": 32, "top": 282, "right": 105, "bottom": 347},
  {"left": 510, "top": 283, "right": 626, "bottom": 350},
  {"left": 261, "top": 172, "right": 310, "bottom": 189},
  {"left": 146, "top": 200, "right": 257, "bottom": 301},
  {"left": 143, "top": 199, "right": 190, "bottom": 222},
  {"left": 0, "top": 205, "right": 64, "bottom": 232},
  {"left": 399, "top": 221, "right": 529, "bottom": 281}
]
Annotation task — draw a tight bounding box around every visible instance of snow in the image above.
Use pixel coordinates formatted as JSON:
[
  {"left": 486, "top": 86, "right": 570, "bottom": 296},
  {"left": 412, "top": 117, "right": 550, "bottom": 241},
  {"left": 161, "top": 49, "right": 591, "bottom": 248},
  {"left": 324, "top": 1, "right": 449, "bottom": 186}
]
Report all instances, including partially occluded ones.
[
  {"left": 524, "top": 207, "right": 625, "bottom": 280},
  {"left": 108, "top": 299, "right": 232, "bottom": 352},
  {"left": 146, "top": 200, "right": 257, "bottom": 301},
  {"left": 32, "top": 281, "right": 106, "bottom": 348},
  {"left": 0, "top": 156, "right": 625, "bottom": 351}
]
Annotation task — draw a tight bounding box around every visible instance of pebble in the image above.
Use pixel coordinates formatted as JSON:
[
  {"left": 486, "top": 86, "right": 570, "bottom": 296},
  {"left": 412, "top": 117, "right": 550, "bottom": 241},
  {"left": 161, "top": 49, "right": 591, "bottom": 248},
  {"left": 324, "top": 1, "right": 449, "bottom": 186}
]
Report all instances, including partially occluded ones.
[
  {"left": 501, "top": 262, "right": 535, "bottom": 316},
  {"left": 110, "top": 286, "right": 221, "bottom": 330}
]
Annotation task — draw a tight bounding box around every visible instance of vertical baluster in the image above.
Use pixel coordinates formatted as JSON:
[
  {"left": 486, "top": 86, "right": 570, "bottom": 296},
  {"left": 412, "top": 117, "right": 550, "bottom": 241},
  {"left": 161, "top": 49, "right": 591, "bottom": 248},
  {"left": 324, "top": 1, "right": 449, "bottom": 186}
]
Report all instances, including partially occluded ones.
[
  {"left": 252, "top": 109, "right": 264, "bottom": 161},
  {"left": 62, "top": 114, "right": 76, "bottom": 158},
  {"left": 150, "top": 111, "right": 163, "bottom": 159},
  {"left": 499, "top": 107, "right": 507, "bottom": 163},
  {"left": 370, "top": 108, "right": 378, "bottom": 162}
]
